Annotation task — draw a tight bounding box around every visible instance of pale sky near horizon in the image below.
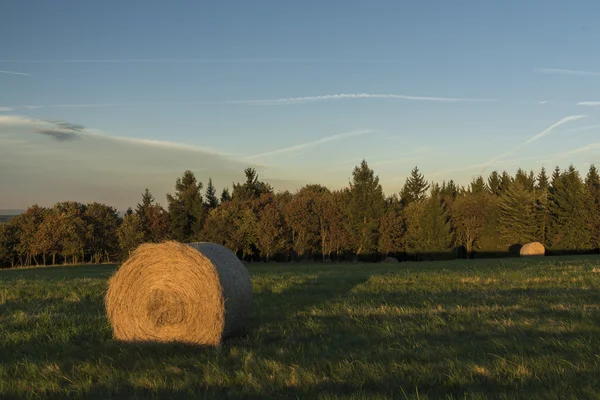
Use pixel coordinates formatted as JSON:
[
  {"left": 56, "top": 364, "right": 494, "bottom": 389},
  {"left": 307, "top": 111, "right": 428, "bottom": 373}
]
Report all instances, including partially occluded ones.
[{"left": 2, "top": 1, "right": 600, "bottom": 210}]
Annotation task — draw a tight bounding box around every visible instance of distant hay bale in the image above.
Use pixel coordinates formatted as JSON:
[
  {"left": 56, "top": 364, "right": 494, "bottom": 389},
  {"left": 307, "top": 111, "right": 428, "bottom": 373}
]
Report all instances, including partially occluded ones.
[
  {"left": 105, "top": 241, "right": 252, "bottom": 346},
  {"left": 520, "top": 242, "right": 545, "bottom": 257},
  {"left": 383, "top": 256, "right": 399, "bottom": 263}
]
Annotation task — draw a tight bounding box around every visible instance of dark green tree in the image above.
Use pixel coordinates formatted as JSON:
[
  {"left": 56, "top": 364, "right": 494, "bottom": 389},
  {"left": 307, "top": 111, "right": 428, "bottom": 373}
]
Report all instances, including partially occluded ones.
[
  {"left": 498, "top": 181, "right": 537, "bottom": 247},
  {"left": 204, "top": 178, "right": 219, "bottom": 209},
  {"left": 585, "top": 165, "right": 600, "bottom": 251},
  {"left": 514, "top": 168, "right": 535, "bottom": 192},
  {"left": 220, "top": 187, "right": 232, "bottom": 203},
  {"left": 469, "top": 176, "right": 488, "bottom": 194},
  {"left": 499, "top": 171, "right": 513, "bottom": 196},
  {"left": 348, "top": 160, "right": 386, "bottom": 257},
  {"left": 418, "top": 193, "right": 453, "bottom": 253},
  {"left": 536, "top": 167, "right": 549, "bottom": 191},
  {"left": 534, "top": 167, "right": 551, "bottom": 244},
  {"left": 548, "top": 165, "right": 591, "bottom": 251},
  {"left": 487, "top": 171, "right": 502, "bottom": 196},
  {"left": 232, "top": 167, "right": 273, "bottom": 201},
  {"left": 166, "top": 170, "right": 205, "bottom": 242},
  {"left": 400, "top": 166, "right": 430, "bottom": 206}
]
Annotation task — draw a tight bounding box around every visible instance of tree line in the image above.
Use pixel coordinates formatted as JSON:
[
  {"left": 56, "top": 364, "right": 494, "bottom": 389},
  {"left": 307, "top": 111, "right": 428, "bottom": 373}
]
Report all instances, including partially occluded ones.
[{"left": 1, "top": 161, "right": 599, "bottom": 268}]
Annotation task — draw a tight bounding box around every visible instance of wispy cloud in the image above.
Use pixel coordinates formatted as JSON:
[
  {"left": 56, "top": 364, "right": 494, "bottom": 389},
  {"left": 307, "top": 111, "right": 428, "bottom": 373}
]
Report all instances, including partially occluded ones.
[
  {"left": 0, "top": 115, "right": 232, "bottom": 156},
  {"left": 6, "top": 93, "right": 490, "bottom": 111},
  {"left": 0, "top": 107, "right": 12, "bottom": 112},
  {"left": 0, "top": 114, "right": 279, "bottom": 210},
  {"left": 480, "top": 115, "right": 586, "bottom": 173},
  {"left": 428, "top": 155, "right": 555, "bottom": 178},
  {"left": 232, "top": 93, "right": 491, "bottom": 105},
  {"left": 536, "top": 68, "right": 600, "bottom": 77},
  {"left": 0, "top": 58, "right": 404, "bottom": 64},
  {"left": 0, "top": 70, "right": 30, "bottom": 76},
  {"left": 566, "top": 124, "right": 600, "bottom": 133},
  {"left": 577, "top": 102, "right": 600, "bottom": 106},
  {"left": 245, "top": 130, "right": 374, "bottom": 160}
]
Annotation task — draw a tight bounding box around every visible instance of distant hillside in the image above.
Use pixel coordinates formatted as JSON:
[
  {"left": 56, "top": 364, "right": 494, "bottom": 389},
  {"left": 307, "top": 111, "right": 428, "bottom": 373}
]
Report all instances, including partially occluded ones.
[
  {"left": 0, "top": 210, "right": 24, "bottom": 215},
  {"left": 0, "top": 215, "right": 17, "bottom": 224}
]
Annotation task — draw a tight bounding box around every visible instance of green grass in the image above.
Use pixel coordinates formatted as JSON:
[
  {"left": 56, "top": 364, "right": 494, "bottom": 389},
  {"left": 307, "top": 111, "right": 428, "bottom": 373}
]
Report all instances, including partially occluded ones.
[{"left": 2, "top": 256, "right": 600, "bottom": 399}]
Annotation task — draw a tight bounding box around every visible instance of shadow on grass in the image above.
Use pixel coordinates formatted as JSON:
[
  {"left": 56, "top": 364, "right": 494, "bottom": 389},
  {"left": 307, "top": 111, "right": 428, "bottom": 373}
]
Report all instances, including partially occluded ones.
[
  {"left": 0, "top": 263, "right": 118, "bottom": 280},
  {"left": 2, "top": 268, "right": 600, "bottom": 399}
]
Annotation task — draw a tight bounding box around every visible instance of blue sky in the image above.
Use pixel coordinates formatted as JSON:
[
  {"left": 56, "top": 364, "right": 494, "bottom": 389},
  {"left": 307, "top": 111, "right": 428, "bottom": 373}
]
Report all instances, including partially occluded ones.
[{"left": 2, "top": 0, "right": 600, "bottom": 209}]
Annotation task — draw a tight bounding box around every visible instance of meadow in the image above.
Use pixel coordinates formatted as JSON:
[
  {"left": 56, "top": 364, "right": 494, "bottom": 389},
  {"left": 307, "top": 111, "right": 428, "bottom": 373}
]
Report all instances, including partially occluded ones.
[{"left": 1, "top": 256, "right": 600, "bottom": 399}]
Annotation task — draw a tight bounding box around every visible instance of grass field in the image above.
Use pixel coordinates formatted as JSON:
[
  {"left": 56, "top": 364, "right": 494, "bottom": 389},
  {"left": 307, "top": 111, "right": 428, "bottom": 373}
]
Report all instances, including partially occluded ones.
[{"left": 2, "top": 256, "right": 600, "bottom": 399}]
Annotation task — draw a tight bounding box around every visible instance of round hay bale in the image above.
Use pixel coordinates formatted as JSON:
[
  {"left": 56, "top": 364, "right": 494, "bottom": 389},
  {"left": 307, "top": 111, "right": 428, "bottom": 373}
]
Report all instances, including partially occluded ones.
[
  {"left": 383, "top": 256, "right": 399, "bottom": 263},
  {"left": 520, "top": 242, "right": 545, "bottom": 257},
  {"left": 105, "top": 241, "right": 252, "bottom": 346}
]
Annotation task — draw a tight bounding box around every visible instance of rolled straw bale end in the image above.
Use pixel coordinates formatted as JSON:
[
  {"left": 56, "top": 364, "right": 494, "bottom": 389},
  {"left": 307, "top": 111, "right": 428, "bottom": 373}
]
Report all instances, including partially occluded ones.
[
  {"left": 105, "top": 241, "right": 252, "bottom": 346},
  {"left": 520, "top": 242, "right": 545, "bottom": 257}
]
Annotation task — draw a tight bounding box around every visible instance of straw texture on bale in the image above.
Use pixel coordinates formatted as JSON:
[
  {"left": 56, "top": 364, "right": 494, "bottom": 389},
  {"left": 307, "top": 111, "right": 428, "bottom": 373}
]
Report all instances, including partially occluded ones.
[
  {"left": 520, "top": 242, "right": 545, "bottom": 256},
  {"left": 105, "top": 241, "right": 252, "bottom": 346}
]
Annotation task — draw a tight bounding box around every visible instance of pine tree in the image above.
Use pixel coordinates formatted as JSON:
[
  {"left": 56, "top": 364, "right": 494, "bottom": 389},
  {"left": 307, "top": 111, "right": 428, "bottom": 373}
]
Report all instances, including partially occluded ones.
[
  {"left": 498, "top": 180, "right": 537, "bottom": 247},
  {"left": 585, "top": 165, "right": 600, "bottom": 251},
  {"left": 400, "top": 166, "right": 430, "bottom": 206},
  {"left": 536, "top": 167, "right": 549, "bottom": 191},
  {"left": 469, "top": 176, "right": 488, "bottom": 194},
  {"left": 514, "top": 168, "right": 535, "bottom": 192},
  {"left": 548, "top": 165, "right": 591, "bottom": 251},
  {"left": 348, "top": 160, "right": 386, "bottom": 257},
  {"left": 220, "top": 187, "right": 232, "bottom": 203},
  {"left": 487, "top": 171, "right": 501, "bottom": 196},
  {"left": 232, "top": 167, "right": 273, "bottom": 201},
  {"left": 166, "top": 170, "right": 205, "bottom": 242},
  {"left": 136, "top": 188, "right": 154, "bottom": 216},
  {"left": 135, "top": 188, "right": 155, "bottom": 242},
  {"left": 418, "top": 193, "right": 453, "bottom": 253},
  {"left": 499, "top": 171, "right": 513, "bottom": 196},
  {"left": 204, "top": 178, "right": 219, "bottom": 209},
  {"left": 534, "top": 167, "right": 551, "bottom": 244}
]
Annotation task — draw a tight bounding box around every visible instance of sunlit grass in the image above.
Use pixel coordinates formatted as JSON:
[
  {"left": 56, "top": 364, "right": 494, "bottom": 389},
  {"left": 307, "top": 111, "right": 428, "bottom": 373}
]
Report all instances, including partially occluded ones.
[{"left": 1, "top": 255, "right": 600, "bottom": 399}]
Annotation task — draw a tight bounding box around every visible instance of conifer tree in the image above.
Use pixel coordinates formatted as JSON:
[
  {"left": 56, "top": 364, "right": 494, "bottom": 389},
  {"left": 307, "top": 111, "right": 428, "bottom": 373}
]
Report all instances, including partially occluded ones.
[
  {"left": 585, "top": 165, "right": 600, "bottom": 251},
  {"left": 204, "top": 178, "right": 219, "bottom": 209},
  {"left": 487, "top": 171, "right": 501, "bottom": 196},
  {"left": 548, "top": 165, "right": 591, "bottom": 251},
  {"left": 498, "top": 180, "right": 537, "bottom": 246},
  {"left": 166, "top": 170, "right": 205, "bottom": 242},
  {"left": 469, "top": 176, "right": 487, "bottom": 194},
  {"left": 220, "top": 187, "right": 232, "bottom": 203},
  {"left": 348, "top": 160, "right": 386, "bottom": 256},
  {"left": 534, "top": 167, "right": 551, "bottom": 243},
  {"left": 232, "top": 167, "right": 273, "bottom": 201},
  {"left": 499, "top": 171, "right": 513, "bottom": 195},
  {"left": 418, "top": 193, "right": 453, "bottom": 253},
  {"left": 400, "top": 166, "right": 430, "bottom": 206}
]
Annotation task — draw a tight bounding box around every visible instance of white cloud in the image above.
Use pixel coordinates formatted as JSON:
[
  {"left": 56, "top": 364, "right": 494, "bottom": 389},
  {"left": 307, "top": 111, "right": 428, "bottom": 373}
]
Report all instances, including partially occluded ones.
[
  {"left": 0, "top": 114, "right": 284, "bottom": 209},
  {"left": 566, "top": 124, "right": 600, "bottom": 133},
  {"left": 480, "top": 115, "right": 586, "bottom": 173},
  {"left": 577, "top": 102, "right": 600, "bottom": 106},
  {"left": 245, "top": 130, "right": 374, "bottom": 160},
  {"left": 536, "top": 68, "right": 600, "bottom": 77},
  {"left": 232, "top": 93, "right": 492, "bottom": 105},
  {"left": 0, "top": 107, "right": 12, "bottom": 112},
  {"left": 0, "top": 70, "right": 30, "bottom": 76}
]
